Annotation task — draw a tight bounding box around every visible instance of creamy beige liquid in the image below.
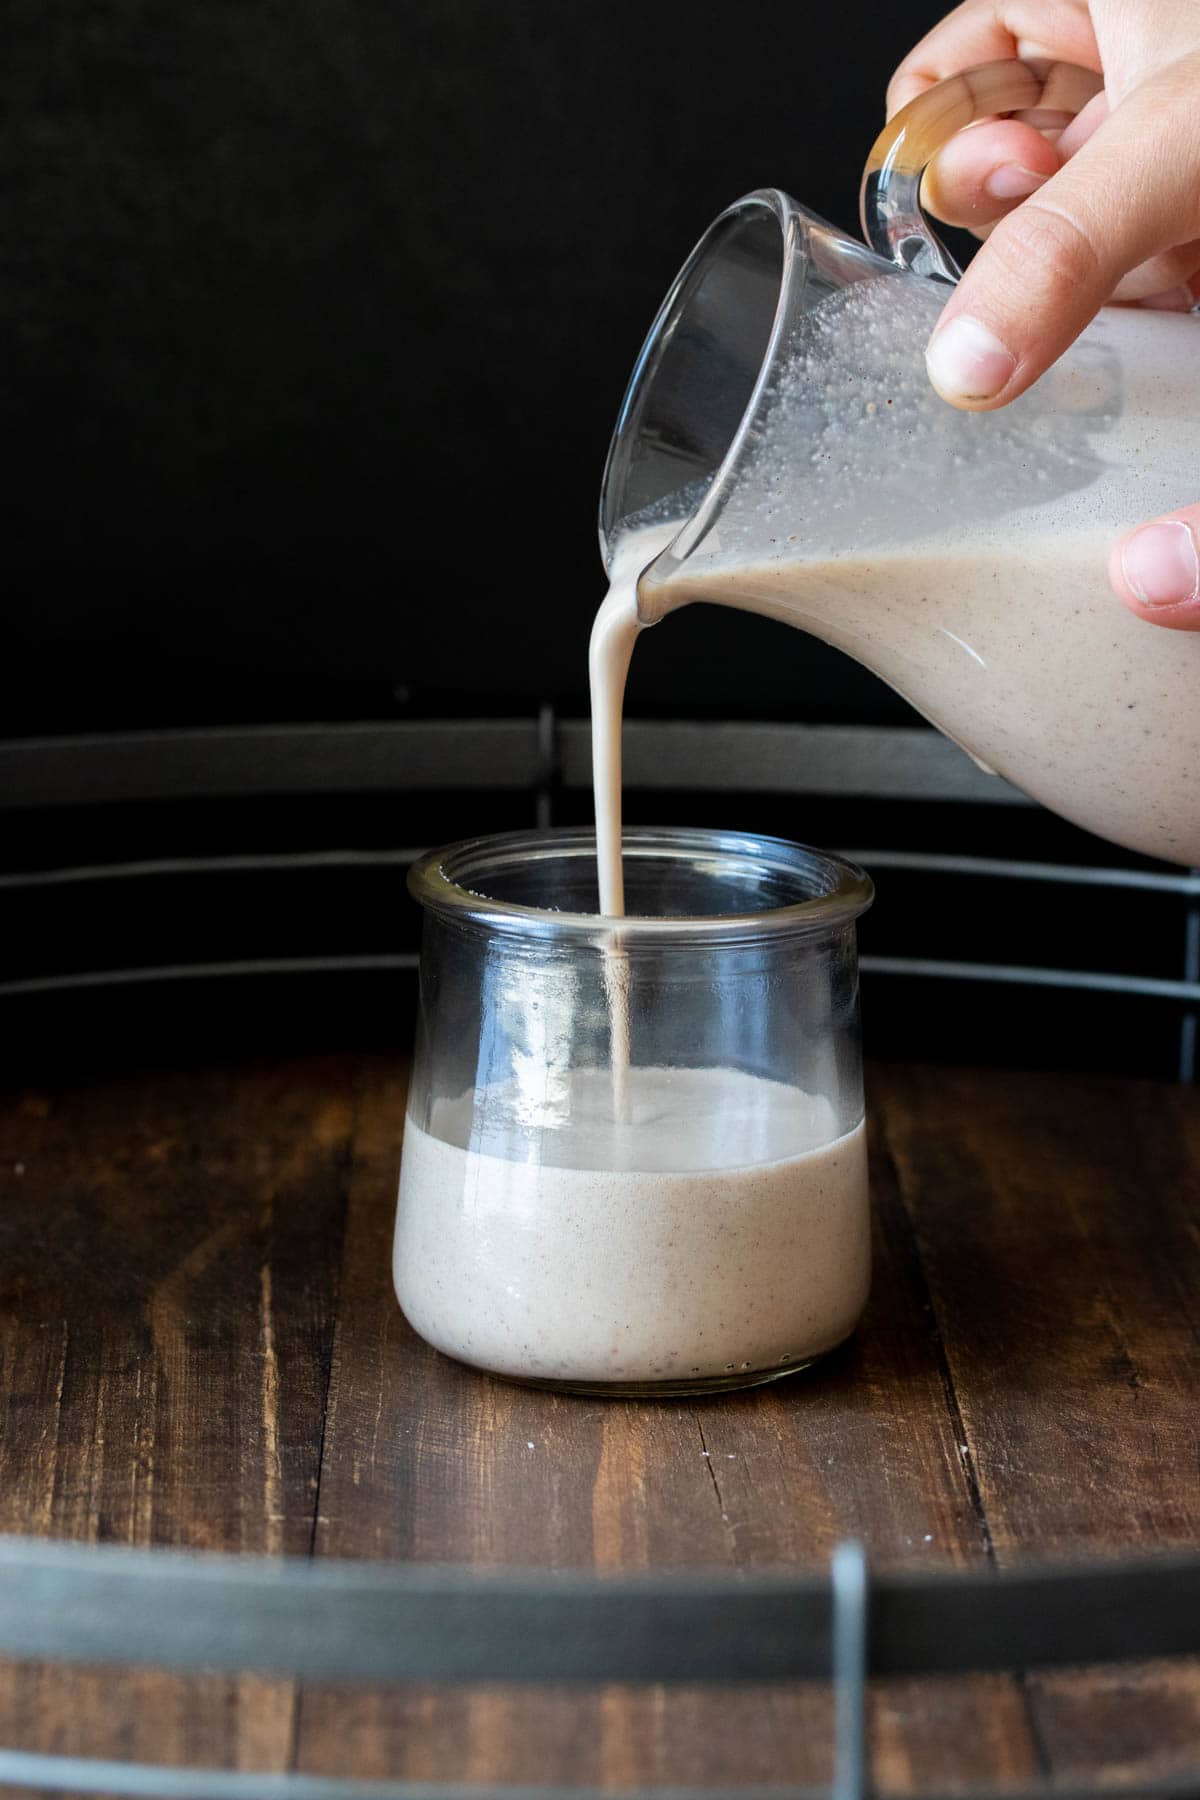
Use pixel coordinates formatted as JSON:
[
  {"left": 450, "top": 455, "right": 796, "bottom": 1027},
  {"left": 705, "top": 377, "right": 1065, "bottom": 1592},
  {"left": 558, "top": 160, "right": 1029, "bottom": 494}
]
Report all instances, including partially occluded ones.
[
  {"left": 587, "top": 524, "right": 678, "bottom": 1115},
  {"left": 587, "top": 522, "right": 682, "bottom": 914},
  {"left": 587, "top": 554, "right": 643, "bottom": 919},
  {"left": 651, "top": 529, "right": 1200, "bottom": 866},
  {"left": 586, "top": 559, "right": 634, "bottom": 1111},
  {"left": 394, "top": 1066, "right": 868, "bottom": 1385}
]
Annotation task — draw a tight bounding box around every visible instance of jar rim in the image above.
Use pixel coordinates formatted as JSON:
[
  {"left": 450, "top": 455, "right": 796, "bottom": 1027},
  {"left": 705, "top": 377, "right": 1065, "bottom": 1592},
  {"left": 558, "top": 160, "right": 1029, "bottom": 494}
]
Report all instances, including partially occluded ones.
[{"left": 407, "top": 826, "right": 873, "bottom": 945}]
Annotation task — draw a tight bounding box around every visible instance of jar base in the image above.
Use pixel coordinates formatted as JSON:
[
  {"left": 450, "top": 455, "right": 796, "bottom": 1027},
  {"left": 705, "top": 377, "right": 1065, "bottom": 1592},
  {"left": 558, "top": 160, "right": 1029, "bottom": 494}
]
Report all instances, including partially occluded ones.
[{"left": 437, "top": 1335, "right": 854, "bottom": 1399}]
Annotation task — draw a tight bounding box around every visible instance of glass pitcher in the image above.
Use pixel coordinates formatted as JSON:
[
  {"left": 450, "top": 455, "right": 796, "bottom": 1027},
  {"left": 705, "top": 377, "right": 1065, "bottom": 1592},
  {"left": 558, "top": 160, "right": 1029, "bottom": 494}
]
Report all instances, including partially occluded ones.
[{"left": 599, "top": 61, "right": 1200, "bottom": 868}]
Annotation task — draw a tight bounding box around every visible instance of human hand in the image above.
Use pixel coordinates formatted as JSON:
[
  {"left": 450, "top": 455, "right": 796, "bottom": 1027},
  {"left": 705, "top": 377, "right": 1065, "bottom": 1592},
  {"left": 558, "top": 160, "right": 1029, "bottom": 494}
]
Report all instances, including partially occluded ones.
[{"left": 888, "top": 0, "right": 1200, "bottom": 629}]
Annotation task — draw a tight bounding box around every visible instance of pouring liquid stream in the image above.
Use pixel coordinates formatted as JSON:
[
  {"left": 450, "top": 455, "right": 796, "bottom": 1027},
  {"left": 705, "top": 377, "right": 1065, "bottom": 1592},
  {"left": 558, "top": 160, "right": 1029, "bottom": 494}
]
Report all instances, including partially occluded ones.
[{"left": 587, "top": 537, "right": 651, "bottom": 1122}]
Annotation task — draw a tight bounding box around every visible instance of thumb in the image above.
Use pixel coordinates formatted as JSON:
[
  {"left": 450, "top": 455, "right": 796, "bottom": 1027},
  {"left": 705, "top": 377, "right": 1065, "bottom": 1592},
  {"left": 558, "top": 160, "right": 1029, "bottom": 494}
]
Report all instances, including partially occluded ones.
[
  {"left": 1110, "top": 509, "right": 1200, "bottom": 632},
  {"left": 924, "top": 55, "right": 1200, "bottom": 410}
]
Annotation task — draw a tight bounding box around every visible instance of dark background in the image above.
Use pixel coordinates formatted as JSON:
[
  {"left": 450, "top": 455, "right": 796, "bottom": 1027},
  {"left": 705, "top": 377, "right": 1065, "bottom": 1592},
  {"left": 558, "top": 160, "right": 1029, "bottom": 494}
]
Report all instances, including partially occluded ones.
[
  {"left": 4, "top": 0, "right": 952, "bottom": 733},
  {"left": 2, "top": 0, "right": 1194, "bottom": 1081}
]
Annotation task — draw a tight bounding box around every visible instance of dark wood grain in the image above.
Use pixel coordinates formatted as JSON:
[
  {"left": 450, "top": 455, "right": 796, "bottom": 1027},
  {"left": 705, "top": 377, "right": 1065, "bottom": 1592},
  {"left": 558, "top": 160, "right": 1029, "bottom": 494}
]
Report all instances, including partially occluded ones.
[
  {"left": 875, "top": 1064, "right": 1200, "bottom": 1790},
  {"left": 0, "top": 1057, "right": 360, "bottom": 1782},
  {"left": 0, "top": 1054, "right": 1197, "bottom": 1793}
]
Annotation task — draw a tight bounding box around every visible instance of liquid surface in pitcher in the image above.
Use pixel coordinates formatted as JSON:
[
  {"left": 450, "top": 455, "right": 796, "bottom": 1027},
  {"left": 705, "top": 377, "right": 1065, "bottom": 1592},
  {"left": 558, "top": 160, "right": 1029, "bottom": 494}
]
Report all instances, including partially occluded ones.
[{"left": 592, "top": 275, "right": 1200, "bottom": 890}]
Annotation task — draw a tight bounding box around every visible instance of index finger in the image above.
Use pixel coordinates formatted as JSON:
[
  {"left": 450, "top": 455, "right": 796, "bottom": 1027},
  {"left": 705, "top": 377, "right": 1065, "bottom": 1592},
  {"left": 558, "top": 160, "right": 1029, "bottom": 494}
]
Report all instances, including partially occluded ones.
[{"left": 887, "top": 0, "right": 1101, "bottom": 116}]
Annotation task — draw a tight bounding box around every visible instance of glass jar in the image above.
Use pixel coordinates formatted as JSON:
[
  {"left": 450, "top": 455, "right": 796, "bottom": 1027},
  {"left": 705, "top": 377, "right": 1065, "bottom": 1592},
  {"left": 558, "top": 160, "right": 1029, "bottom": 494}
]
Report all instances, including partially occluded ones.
[{"left": 394, "top": 826, "right": 873, "bottom": 1397}]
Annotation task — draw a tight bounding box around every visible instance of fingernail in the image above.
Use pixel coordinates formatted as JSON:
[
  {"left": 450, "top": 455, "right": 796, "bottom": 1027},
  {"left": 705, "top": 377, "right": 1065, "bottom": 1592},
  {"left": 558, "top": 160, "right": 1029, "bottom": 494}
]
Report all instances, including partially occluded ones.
[
  {"left": 925, "top": 315, "right": 1016, "bottom": 402},
  {"left": 1121, "top": 520, "right": 1200, "bottom": 607},
  {"left": 985, "top": 164, "right": 1050, "bottom": 201}
]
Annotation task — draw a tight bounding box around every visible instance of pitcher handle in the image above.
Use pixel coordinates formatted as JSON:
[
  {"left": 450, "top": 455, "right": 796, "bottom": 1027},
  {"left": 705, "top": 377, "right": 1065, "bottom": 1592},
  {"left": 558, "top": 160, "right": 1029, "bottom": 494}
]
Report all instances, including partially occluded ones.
[{"left": 859, "top": 59, "right": 1104, "bottom": 284}]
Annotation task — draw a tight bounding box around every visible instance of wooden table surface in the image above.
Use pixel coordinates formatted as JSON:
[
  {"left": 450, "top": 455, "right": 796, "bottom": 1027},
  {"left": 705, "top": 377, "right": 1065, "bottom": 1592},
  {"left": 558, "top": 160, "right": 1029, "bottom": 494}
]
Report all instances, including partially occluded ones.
[{"left": 1, "top": 1054, "right": 1198, "bottom": 1794}]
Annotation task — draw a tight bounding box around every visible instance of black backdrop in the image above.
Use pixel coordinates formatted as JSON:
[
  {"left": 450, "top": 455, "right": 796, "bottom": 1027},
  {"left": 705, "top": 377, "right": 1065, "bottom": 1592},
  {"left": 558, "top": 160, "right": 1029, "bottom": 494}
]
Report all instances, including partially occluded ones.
[
  {"left": 4, "top": 0, "right": 950, "bottom": 734},
  {"left": 3, "top": 2, "right": 1196, "bottom": 1084}
]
